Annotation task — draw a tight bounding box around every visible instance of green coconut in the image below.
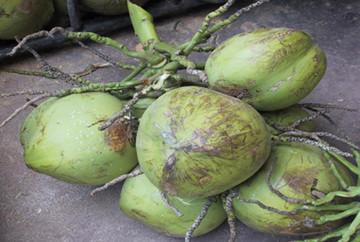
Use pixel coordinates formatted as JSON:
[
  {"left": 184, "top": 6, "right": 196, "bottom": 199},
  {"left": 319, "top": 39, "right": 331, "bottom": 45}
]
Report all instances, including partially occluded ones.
[
  {"left": 233, "top": 143, "right": 353, "bottom": 236},
  {"left": 20, "top": 92, "right": 138, "bottom": 185},
  {"left": 262, "top": 104, "right": 316, "bottom": 133},
  {"left": 205, "top": 28, "right": 327, "bottom": 111},
  {"left": 136, "top": 86, "right": 271, "bottom": 198},
  {"left": 0, "top": 0, "right": 54, "bottom": 40},
  {"left": 119, "top": 174, "right": 226, "bottom": 237},
  {"left": 81, "top": 0, "right": 149, "bottom": 15},
  {"left": 132, "top": 98, "right": 156, "bottom": 119}
]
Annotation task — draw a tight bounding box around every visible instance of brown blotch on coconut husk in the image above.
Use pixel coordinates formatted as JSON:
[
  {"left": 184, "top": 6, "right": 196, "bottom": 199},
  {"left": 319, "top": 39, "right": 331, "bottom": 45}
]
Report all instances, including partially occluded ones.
[{"left": 104, "top": 120, "right": 130, "bottom": 152}]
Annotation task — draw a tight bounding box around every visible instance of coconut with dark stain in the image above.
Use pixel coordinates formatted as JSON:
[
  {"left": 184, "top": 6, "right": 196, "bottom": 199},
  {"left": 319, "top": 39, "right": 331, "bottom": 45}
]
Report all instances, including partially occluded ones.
[
  {"left": 136, "top": 86, "right": 271, "bottom": 198},
  {"left": 233, "top": 143, "right": 354, "bottom": 236},
  {"left": 20, "top": 92, "right": 138, "bottom": 185}
]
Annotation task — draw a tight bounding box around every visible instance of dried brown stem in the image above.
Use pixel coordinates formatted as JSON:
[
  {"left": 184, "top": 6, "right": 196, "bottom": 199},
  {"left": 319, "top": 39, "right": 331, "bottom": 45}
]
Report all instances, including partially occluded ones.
[{"left": 8, "top": 27, "right": 65, "bottom": 56}]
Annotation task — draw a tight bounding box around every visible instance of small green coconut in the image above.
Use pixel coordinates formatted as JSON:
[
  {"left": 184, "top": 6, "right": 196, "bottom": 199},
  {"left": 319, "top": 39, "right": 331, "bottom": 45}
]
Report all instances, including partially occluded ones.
[
  {"left": 81, "top": 0, "right": 149, "bottom": 15},
  {"left": 20, "top": 92, "right": 138, "bottom": 185},
  {"left": 262, "top": 104, "right": 316, "bottom": 133},
  {"left": 205, "top": 28, "right": 327, "bottom": 111},
  {"left": 132, "top": 98, "right": 156, "bottom": 119},
  {"left": 136, "top": 86, "right": 271, "bottom": 198},
  {"left": 119, "top": 174, "right": 226, "bottom": 237},
  {"left": 233, "top": 143, "right": 353, "bottom": 236},
  {"left": 0, "top": 0, "right": 54, "bottom": 40}
]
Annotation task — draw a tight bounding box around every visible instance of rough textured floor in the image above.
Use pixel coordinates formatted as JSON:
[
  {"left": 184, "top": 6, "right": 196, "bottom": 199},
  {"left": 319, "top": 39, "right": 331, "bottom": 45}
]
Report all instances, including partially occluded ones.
[{"left": 0, "top": 0, "right": 359, "bottom": 241}]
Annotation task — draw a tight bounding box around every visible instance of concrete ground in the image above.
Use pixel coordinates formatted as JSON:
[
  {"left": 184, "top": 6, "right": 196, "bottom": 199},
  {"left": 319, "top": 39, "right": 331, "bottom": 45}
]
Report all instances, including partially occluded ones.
[{"left": 0, "top": 0, "right": 359, "bottom": 241}]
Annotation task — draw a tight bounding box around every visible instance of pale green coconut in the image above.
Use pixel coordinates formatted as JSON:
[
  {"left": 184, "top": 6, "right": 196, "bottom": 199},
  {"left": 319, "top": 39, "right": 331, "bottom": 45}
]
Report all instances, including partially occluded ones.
[
  {"left": 119, "top": 174, "right": 226, "bottom": 237},
  {"left": 205, "top": 28, "right": 327, "bottom": 111},
  {"left": 20, "top": 92, "right": 138, "bottom": 185},
  {"left": 0, "top": 0, "right": 54, "bottom": 40}
]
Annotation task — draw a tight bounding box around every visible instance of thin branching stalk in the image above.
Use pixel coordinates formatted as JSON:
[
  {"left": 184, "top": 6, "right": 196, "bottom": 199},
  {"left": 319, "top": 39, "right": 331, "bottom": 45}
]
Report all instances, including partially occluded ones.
[
  {"left": 272, "top": 136, "right": 353, "bottom": 158},
  {"left": 185, "top": 197, "right": 216, "bottom": 242},
  {"left": 1, "top": 68, "right": 58, "bottom": 79},
  {"left": 290, "top": 109, "right": 327, "bottom": 129},
  {"left": 23, "top": 44, "right": 91, "bottom": 86},
  {"left": 90, "top": 167, "right": 143, "bottom": 196},
  {"left": 328, "top": 152, "right": 360, "bottom": 177},
  {"left": 315, "top": 132, "right": 360, "bottom": 151},
  {"left": 0, "top": 94, "right": 50, "bottom": 128},
  {"left": 99, "top": 84, "right": 153, "bottom": 130},
  {"left": 7, "top": 27, "right": 65, "bottom": 56},
  {"left": 316, "top": 207, "right": 360, "bottom": 225},
  {"left": 223, "top": 190, "right": 238, "bottom": 242},
  {"left": 66, "top": 31, "right": 147, "bottom": 60},
  {"left": 299, "top": 202, "right": 360, "bottom": 212},
  {"left": 182, "top": 0, "right": 236, "bottom": 54},
  {"left": 339, "top": 212, "right": 360, "bottom": 242},
  {"left": 325, "top": 152, "right": 349, "bottom": 190},
  {"left": 75, "top": 40, "right": 137, "bottom": 70},
  {"left": 206, "top": 0, "right": 271, "bottom": 35},
  {"left": 301, "top": 103, "right": 357, "bottom": 112},
  {"left": 311, "top": 186, "right": 360, "bottom": 206},
  {"left": 0, "top": 90, "right": 48, "bottom": 98}
]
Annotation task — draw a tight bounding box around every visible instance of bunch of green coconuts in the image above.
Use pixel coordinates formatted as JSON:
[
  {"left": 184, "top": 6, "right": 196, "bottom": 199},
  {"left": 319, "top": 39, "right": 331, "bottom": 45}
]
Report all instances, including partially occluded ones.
[{"left": 3, "top": 1, "right": 360, "bottom": 241}]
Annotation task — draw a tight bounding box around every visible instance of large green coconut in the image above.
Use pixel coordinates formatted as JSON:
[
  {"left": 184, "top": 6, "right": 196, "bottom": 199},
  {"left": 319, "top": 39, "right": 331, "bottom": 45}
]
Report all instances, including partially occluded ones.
[
  {"left": 81, "top": 0, "right": 149, "bottom": 15},
  {"left": 233, "top": 143, "right": 353, "bottom": 236},
  {"left": 0, "top": 0, "right": 54, "bottom": 40},
  {"left": 119, "top": 174, "right": 226, "bottom": 237},
  {"left": 205, "top": 28, "right": 327, "bottom": 111},
  {"left": 20, "top": 92, "right": 138, "bottom": 185},
  {"left": 136, "top": 86, "right": 271, "bottom": 198}
]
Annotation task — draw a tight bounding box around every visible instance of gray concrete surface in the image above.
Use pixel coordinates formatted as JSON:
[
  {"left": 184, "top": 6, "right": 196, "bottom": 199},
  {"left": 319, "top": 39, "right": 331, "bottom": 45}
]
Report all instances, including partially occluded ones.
[{"left": 0, "top": 0, "right": 359, "bottom": 241}]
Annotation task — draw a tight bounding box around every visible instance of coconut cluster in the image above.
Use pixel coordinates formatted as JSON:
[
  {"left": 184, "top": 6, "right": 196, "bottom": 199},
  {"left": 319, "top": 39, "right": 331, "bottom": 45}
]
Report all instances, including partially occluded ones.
[
  {"left": 9, "top": 2, "right": 357, "bottom": 241},
  {"left": 20, "top": 28, "right": 356, "bottom": 240}
]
